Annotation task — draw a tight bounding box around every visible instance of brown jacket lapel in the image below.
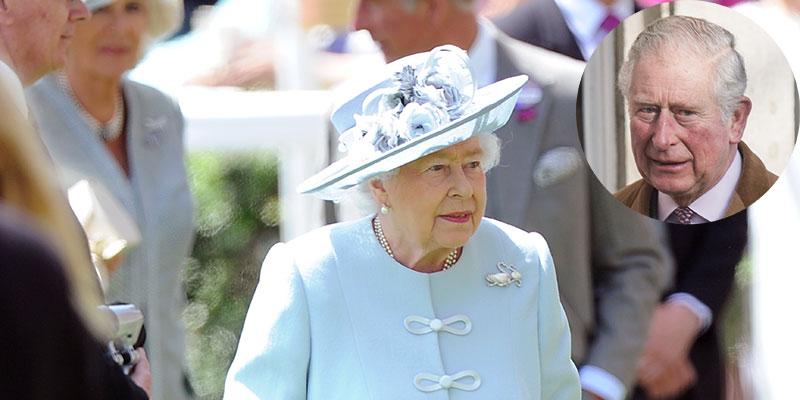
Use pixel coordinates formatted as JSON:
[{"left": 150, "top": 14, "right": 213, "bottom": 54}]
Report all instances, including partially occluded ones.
[
  {"left": 615, "top": 142, "right": 777, "bottom": 219},
  {"left": 724, "top": 142, "right": 778, "bottom": 217}
]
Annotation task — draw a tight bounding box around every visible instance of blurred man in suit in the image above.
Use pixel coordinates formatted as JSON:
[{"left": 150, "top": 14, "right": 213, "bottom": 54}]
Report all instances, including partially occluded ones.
[
  {"left": 354, "top": 1, "right": 672, "bottom": 399},
  {"left": 615, "top": 16, "right": 777, "bottom": 223},
  {"left": 494, "top": 0, "right": 637, "bottom": 61}
]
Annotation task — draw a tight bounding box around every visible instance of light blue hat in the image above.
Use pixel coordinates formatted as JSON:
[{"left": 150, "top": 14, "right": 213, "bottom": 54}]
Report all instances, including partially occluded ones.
[{"left": 298, "top": 45, "right": 528, "bottom": 200}]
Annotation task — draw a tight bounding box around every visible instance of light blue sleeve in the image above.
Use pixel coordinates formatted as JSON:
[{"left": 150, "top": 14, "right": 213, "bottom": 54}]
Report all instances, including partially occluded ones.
[
  {"left": 224, "top": 243, "right": 310, "bottom": 400},
  {"left": 531, "top": 232, "right": 581, "bottom": 399}
]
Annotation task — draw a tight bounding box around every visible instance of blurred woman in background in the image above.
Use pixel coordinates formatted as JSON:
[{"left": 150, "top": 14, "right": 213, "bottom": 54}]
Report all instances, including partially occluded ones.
[{"left": 26, "top": 1, "right": 194, "bottom": 398}]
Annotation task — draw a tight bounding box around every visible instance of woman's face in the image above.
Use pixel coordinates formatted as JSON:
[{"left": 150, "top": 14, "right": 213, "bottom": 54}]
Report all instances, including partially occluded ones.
[
  {"left": 68, "top": 0, "right": 148, "bottom": 78},
  {"left": 378, "top": 137, "right": 487, "bottom": 251}
]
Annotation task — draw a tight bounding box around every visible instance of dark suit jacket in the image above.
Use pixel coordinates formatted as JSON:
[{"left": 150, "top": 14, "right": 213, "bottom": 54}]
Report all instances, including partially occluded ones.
[
  {"left": 0, "top": 205, "right": 148, "bottom": 400},
  {"left": 493, "top": 0, "right": 643, "bottom": 62},
  {"left": 632, "top": 211, "right": 747, "bottom": 400},
  {"left": 493, "top": 0, "right": 584, "bottom": 60},
  {"left": 483, "top": 27, "right": 671, "bottom": 391},
  {"left": 615, "top": 142, "right": 778, "bottom": 220}
]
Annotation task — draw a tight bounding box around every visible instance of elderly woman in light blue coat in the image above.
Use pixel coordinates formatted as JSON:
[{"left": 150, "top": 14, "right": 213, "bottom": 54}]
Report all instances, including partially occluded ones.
[
  {"left": 225, "top": 46, "right": 580, "bottom": 399},
  {"left": 25, "top": 1, "right": 193, "bottom": 399}
]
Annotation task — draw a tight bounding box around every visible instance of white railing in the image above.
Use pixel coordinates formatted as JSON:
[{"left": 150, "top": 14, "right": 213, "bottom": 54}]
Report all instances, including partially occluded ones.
[{"left": 176, "top": 86, "right": 332, "bottom": 241}]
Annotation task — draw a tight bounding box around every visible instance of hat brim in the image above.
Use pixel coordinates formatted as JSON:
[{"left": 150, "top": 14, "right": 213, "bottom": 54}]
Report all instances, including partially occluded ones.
[{"left": 298, "top": 74, "right": 529, "bottom": 200}]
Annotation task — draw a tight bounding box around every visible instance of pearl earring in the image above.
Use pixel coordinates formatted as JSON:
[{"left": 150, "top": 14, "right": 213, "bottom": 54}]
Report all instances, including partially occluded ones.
[{"left": 380, "top": 204, "right": 391, "bottom": 215}]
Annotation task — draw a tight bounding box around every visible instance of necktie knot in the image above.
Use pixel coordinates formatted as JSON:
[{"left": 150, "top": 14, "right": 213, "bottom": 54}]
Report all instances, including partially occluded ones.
[
  {"left": 599, "top": 12, "right": 621, "bottom": 34},
  {"left": 670, "top": 207, "right": 695, "bottom": 224}
]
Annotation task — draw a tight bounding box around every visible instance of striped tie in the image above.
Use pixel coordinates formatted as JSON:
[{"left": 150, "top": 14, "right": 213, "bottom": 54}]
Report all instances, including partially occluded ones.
[{"left": 669, "top": 207, "right": 695, "bottom": 224}]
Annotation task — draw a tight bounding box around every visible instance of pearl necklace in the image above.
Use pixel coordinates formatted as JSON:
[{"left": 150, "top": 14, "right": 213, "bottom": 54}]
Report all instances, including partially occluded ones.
[
  {"left": 372, "top": 216, "right": 459, "bottom": 271},
  {"left": 57, "top": 71, "right": 125, "bottom": 142}
]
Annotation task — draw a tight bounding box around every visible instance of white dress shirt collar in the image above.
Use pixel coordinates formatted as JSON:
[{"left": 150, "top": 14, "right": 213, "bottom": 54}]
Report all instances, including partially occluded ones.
[
  {"left": 468, "top": 18, "right": 498, "bottom": 89},
  {"left": 658, "top": 150, "right": 743, "bottom": 223},
  {"left": 553, "top": 0, "right": 634, "bottom": 59},
  {"left": 0, "top": 60, "right": 28, "bottom": 117}
]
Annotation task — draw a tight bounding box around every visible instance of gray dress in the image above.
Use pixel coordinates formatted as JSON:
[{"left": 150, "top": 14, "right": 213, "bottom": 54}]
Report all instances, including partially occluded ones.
[{"left": 27, "top": 74, "right": 194, "bottom": 400}]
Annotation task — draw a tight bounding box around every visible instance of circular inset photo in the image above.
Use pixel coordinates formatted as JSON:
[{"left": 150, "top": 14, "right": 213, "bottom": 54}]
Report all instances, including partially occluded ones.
[{"left": 580, "top": 0, "right": 798, "bottom": 224}]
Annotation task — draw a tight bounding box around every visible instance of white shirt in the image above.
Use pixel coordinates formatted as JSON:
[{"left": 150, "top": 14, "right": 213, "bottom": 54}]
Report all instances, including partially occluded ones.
[
  {"left": 469, "top": 18, "right": 626, "bottom": 400},
  {"left": 0, "top": 60, "right": 28, "bottom": 117},
  {"left": 657, "top": 150, "right": 743, "bottom": 224},
  {"left": 468, "top": 19, "right": 497, "bottom": 89},
  {"left": 553, "top": 0, "right": 634, "bottom": 59}
]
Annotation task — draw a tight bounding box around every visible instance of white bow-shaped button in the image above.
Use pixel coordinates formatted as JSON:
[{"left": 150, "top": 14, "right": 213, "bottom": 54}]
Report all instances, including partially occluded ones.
[
  {"left": 414, "top": 370, "right": 481, "bottom": 392},
  {"left": 485, "top": 262, "right": 522, "bottom": 287},
  {"left": 403, "top": 314, "right": 472, "bottom": 335}
]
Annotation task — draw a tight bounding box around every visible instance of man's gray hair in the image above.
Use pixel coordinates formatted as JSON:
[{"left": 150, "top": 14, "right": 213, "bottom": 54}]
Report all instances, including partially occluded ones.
[
  {"left": 351, "top": 132, "right": 502, "bottom": 212},
  {"left": 617, "top": 15, "right": 747, "bottom": 120}
]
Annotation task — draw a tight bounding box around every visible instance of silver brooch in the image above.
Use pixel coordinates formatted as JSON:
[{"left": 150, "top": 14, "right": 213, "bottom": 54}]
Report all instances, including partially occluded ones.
[
  {"left": 143, "top": 116, "right": 167, "bottom": 147},
  {"left": 485, "top": 262, "right": 522, "bottom": 287}
]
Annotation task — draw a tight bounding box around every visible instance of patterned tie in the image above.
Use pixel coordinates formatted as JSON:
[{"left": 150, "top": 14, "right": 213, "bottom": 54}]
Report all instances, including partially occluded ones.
[
  {"left": 669, "top": 207, "right": 695, "bottom": 225},
  {"left": 598, "top": 11, "right": 621, "bottom": 35}
]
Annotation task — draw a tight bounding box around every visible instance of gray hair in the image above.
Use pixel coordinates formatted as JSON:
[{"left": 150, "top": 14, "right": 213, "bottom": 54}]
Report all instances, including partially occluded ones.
[
  {"left": 350, "top": 132, "right": 501, "bottom": 212},
  {"left": 617, "top": 15, "right": 747, "bottom": 120}
]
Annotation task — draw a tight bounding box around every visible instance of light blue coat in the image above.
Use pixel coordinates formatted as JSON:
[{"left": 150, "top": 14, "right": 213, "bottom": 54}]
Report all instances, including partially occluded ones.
[
  {"left": 225, "top": 216, "right": 579, "bottom": 399},
  {"left": 26, "top": 74, "right": 194, "bottom": 400}
]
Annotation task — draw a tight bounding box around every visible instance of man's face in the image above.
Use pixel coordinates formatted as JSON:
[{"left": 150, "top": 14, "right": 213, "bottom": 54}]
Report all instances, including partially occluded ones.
[
  {"left": 354, "top": 0, "right": 438, "bottom": 62},
  {"left": 627, "top": 53, "right": 748, "bottom": 206},
  {"left": 0, "top": 0, "right": 89, "bottom": 84}
]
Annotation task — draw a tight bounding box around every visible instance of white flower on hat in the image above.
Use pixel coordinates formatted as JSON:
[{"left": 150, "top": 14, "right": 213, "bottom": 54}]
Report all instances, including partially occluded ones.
[
  {"left": 338, "top": 45, "right": 475, "bottom": 159},
  {"left": 361, "top": 87, "right": 404, "bottom": 116},
  {"left": 415, "top": 47, "right": 474, "bottom": 117},
  {"left": 399, "top": 102, "right": 449, "bottom": 138}
]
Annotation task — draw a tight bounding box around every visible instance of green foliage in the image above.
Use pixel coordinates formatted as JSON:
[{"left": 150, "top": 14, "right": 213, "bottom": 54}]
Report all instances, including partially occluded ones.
[
  {"left": 184, "top": 151, "right": 281, "bottom": 399},
  {"left": 721, "top": 254, "right": 753, "bottom": 359}
]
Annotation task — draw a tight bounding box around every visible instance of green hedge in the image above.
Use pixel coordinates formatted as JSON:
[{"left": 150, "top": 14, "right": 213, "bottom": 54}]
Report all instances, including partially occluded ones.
[{"left": 184, "top": 151, "right": 281, "bottom": 399}]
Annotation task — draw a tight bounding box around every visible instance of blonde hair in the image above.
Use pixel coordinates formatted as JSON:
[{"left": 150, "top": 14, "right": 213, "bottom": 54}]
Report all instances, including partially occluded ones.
[{"left": 0, "top": 87, "right": 110, "bottom": 339}]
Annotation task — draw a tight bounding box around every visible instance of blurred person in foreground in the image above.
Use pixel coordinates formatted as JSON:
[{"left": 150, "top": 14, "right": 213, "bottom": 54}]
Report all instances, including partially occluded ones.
[
  {"left": 1, "top": 0, "right": 93, "bottom": 319},
  {"left": 26, "top": 0, "right": 195, "bottom": 399},
  {"left": 354, "top": 1, "right": 671, "bottom": 399},
  {"left": 748, "top": 115, "right": 800, "bottom": 400},
  {"left": 2, "top": 3, "right": 152, "bottom": 397},
  {"left": 224, "top": 45, "right": 580, "bottom": 399},
  {"left": 0, "top": 78, "right": 151, "bottom": 399}
]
